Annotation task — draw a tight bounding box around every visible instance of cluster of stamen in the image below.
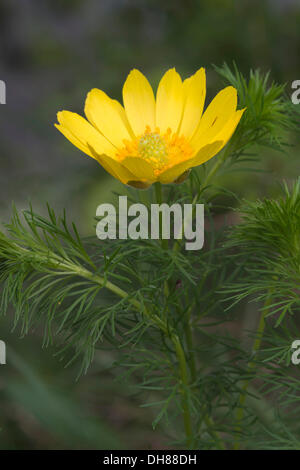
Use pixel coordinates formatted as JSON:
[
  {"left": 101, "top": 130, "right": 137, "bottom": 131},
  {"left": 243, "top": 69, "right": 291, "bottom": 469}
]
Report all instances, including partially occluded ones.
[
  {"left": 116, "top": 125, "right": 193, "bottom": 174},
  {"left": 138, "top": 130, "right": 167, "bottom": 169}
]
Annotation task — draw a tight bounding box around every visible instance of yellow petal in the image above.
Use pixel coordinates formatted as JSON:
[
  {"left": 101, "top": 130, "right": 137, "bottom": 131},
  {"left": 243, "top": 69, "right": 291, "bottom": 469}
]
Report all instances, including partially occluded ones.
[
  {"left": 121, "top": 157, "right": 156, "bottom": 181},
  {"left": 56, "top": 111, "right": 116, "bottom": 158},
  {"left": 179, "top": 68, "right": 206, "bottom": 139},
  {"left": 112, "top": 99, "right": 135, "bottom": 138},
  {"left": 191, "top": 86, "right": 237, "bottom": 151},
  {"left": 55, "top": 124, "right": 95, "bottom": 159},
  {"left": 191, "top": 140, "right": 225, "bottom": 167},
  {"left": 190, "top": 108, "right": 245, "bottom": 167},
  {"left": 123, "top": 69, "right": 156, "bottom": 136},
  {"left": 85, "top": 89, "right": 132, "bottom": 148},
  {"left": 158, "top": 141, "right": 222, "bottom": 184},
  {"left": 156, "top": 68, "right": 184, "bottom": 134},
  {"left": 209, "top": 108, "right": 246, "bottom": 147},
  {"left": 88, "top": 146, "right": 137, "bottom": 184}
]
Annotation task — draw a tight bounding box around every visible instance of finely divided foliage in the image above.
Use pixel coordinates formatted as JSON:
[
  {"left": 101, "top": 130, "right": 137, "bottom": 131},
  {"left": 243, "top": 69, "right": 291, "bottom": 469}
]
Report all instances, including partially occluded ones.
[
  {"left": 226, "top": 179, "right": 300, "bottom": 325},
  {"left": 0, "top": 64, "right": 300, "bottom": 449}
]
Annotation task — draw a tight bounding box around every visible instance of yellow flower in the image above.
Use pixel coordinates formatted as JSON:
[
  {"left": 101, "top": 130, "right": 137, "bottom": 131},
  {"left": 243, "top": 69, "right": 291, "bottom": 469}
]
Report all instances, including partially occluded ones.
[{"left": 55, "top": 68, "right": 245, "bottom": 188}]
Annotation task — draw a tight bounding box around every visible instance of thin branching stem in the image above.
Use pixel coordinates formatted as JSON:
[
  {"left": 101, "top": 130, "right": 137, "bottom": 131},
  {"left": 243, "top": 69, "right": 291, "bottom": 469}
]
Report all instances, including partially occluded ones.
[
  {"left": 154, "top": 182, "right": 169, "bottom": 297},
  {"left": 183, "top": 304, "right": 197, "bottom": 383},
  {"left": 154, "top": 182, "right": 195, "bottom": 447},
  {"left": 171, "top": 333, "right": 194, "bottom": 448}
]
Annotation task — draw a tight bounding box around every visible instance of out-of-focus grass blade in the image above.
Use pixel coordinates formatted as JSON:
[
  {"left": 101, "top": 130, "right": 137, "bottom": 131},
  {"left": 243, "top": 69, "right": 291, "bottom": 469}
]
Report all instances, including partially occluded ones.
[{"left": 1, "top": 347, "right": 123, "bottom": 449}]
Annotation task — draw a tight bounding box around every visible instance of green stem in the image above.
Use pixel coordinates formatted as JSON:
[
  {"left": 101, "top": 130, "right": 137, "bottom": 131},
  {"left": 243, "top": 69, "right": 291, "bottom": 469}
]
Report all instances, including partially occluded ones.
[
  {"left": 53, "top": 260, "right": 168, "bottom": 333},
  {"left": 154, "top": 182, "right": 169, "bottom": 299},
  {"left": 200, "top": 141, "right": 234, "bottom": 193},
  {"left": 183, "top": 305, "right": 197, "bottom": 383},
  {"left": 233, "top": 294, "right": 272, "bottom": 450},
  {"left": 200, "top": 151, "right": 225, "bottom": 190},
  {"left": 203, "top": 414, "right": 226, "bottom": 450},
  {"left": 42, "top": 238, "right": 194, "bottom": 446},
  {"left": 171, "top": 334, "right": 194, "bottom": 448},
  {"left": 153, "top": 182, "right": 195, "bottom": 447},
  {"left": 154, "top": 182, "right": 168, "bottom": 250},
  {"left": 72, "top": 202, "right": 193, "bottom": 447}
]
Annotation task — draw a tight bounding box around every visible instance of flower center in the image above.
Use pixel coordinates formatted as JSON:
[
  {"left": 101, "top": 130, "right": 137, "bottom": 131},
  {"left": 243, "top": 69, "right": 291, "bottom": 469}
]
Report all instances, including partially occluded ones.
[
  {"left": 138, "top": 132, "right": 167, "bottom": 169},
  {"left": 116, "top": 126, "right": 194, "bottom": 175}
]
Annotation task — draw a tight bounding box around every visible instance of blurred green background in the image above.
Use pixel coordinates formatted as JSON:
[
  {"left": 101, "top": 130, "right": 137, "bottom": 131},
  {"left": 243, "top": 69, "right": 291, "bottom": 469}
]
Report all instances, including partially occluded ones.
[{"left": 0, "top": 0, "right": 299, "bottom": 449}]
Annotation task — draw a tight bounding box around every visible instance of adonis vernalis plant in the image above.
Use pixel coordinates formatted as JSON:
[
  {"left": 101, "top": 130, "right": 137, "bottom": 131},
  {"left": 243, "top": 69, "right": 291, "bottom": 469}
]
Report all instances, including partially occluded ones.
[{"left": 0, "top": 64, "right": 299, "bottom": 450}]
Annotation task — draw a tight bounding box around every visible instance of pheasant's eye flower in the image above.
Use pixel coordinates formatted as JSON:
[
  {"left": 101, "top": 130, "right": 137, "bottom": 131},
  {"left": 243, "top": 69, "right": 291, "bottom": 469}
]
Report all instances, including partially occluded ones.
[{"left": 55, "top": 68, "right": 245, "bottom": 188}]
